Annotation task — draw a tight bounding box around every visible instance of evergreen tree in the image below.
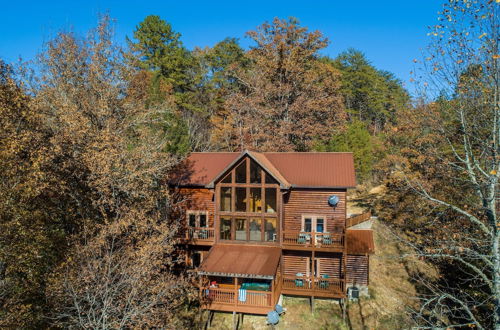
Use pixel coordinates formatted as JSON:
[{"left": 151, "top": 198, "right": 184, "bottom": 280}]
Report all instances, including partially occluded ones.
[
  {"left": 330, "top": 49, "right": 409, "bottom": 133},
  {"left": 318, "top": 120, "right": 374, "bottom": 180},
  {"left": 129, "top": 15, "right": 210, "bottom": 154},
  {"left": 129, "top": 15, "right": 193, "bottom": 94}
]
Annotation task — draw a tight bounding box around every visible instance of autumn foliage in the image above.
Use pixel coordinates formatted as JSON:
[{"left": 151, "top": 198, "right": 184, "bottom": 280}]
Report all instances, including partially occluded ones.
[{"left": 0, "top": 12, "right": 413, "bottom": 328}]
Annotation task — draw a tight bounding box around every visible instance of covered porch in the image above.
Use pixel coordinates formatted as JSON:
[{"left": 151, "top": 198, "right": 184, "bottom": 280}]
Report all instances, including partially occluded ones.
[{"left": 199, "top": 244, "right": 282, "bottom": 315}]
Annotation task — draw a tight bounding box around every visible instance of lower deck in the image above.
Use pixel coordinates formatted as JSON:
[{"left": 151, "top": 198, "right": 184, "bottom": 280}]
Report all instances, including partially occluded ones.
[
  {"left": 201, "top": 273, "right": 345, "bottom": 315},
  {"left": 196, "top": 245, "right": 369, "bottom": 315},
  {"left": 281, "top": 276, "right": 345, "bottom": 298},
  {"left": 202, "top": 275, "right": 282, "bottom": 315}
]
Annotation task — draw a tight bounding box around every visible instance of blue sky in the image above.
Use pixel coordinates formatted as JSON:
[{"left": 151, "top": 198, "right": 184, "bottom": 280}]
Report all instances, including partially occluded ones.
[{"left": 0, "top": 0, "right": 442, "bottom": 88}]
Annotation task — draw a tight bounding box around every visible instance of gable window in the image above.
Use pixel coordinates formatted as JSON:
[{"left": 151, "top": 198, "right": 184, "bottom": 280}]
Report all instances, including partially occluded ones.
[
  {"left": 249, "top": 188, "right": 262, "bottom": 212},
  {"left": 217, "top": 156, "right": 280, "bottom": 242},
  {"left": 301, "top": 215, "right": 326, "bottom": 233},
  {"left": 249, "top": 218, "right": 262, "bottom": 241},
  {"left": 265, "top": 188, "right": 277, "bottom": 213},
  {"left": 264, "top": 218, "right": 277, "bottom": 241},
  {"left": 220, "top": 217, "right": 232, "bottom": 240},
  {"left": 265, "top": 172, "right": 278, "bottom": 184},
  {"left": 221, "top": 172, "right": 232, "bottom": 183},
  {"left": 235, "top": 161, "right": 246, "bottom": 183},
  {"left": 235, "top": 218, "right": 247, "bottom": 240},
  {"left": 187, "top": 211, "right": 209, "bottom": 228},
  {"left": 235, "top": 187, "right": 246, "bottom": 212},
  {"left": 250, "top": 159, "right": 261, "bottom": 183},
  {"left": 220, "top": 187, "right": 232, "bottom": 211}
]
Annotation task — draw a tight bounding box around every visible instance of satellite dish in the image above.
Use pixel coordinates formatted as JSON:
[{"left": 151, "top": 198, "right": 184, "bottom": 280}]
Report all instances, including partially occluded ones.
[
  {"left": 328, "top": 195, "right": 340, "bottom": 207},
  {"left": 267, "top": 310, "right": 279, "bottom": 325}
]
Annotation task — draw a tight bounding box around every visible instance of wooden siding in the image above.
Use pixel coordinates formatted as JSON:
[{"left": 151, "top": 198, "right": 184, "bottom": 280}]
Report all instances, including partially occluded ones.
[
  {"left": 178, "top": 188, "right": 215, "bottom": 227},
  {"left": 283, "top": 251, "right": 345, "bottom": 280},
  {"left": 346, "top": 255, "right": 369, "bottom": 286},
  {"left": 283, "top": 189, "right": 346, "bottom": 232},
  {"left": 316, "top": 253, "right": 343, "bottom": 279},
  {"left": 283, "top": 251, "right": 310, "bottom": 277}
]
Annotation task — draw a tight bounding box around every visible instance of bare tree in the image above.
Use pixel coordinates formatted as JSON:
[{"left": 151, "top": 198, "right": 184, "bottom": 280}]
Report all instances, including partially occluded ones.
[
  {"left": 13, "top": 15, "right": 201, "bottom": 328},
  {"left": 48, "top": 219, "right": 198, "bottom": 329},
  {"left": 391, "top": 0, "right": 500, "bottom": 328}
]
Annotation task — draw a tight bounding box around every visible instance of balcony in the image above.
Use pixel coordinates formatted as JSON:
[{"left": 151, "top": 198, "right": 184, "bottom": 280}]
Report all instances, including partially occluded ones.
[
  {"left": 201, "top": 274, "right": 281, "bottom": 315},
  {"left": 281, "top": 275, "right": 345, "bottom": 298},
  {"left": 202, "top": 287, "right": 274, "bottom": 313},
  {"left": 282, "top": 231, "right": 344, "bottom": 251},
  {"left": 178, "top": 227, "right": 215, "bottom": 245}
]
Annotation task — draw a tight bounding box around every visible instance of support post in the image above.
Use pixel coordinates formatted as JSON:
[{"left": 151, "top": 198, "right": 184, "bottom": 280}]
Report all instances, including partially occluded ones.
[
  {"left": 232, "top": 311, "right": 236, "bottom": 330},
  {"left": 204, "top": 310, "right": 213, "bottom": 329},
  {"left": 310, "top": 296, "right": 315, "bottom": 313},
  {"left": 342, "top": 298, "right": 346, "bottom": 320},
  {"left": 235, "top": 277, "right": 238, "bottom": 307}
]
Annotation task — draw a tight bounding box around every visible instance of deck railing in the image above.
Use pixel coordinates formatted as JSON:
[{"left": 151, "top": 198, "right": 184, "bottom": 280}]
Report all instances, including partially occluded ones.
[
  {"left": 202, "top": 287, "right": 235, "bottom": 304},
  {"left": 185, "top": 227, "right": 215, "bottom": 242},
  {"left": 202, "top": 287, "right": 273, "bottom": 308},
  {"left": 282, "top": 231, "right": 344, "bottom": 249},
  {"left": 346, "top": 212, "right": 371, "bottom": 228},
  {"left": 282, "top": 275, "right": 345, "bottom": 296}
]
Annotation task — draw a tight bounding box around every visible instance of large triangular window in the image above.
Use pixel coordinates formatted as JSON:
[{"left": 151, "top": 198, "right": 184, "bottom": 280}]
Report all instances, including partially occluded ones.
[{"left": 217, "top": 156, "right": 279, "bottom": 243}]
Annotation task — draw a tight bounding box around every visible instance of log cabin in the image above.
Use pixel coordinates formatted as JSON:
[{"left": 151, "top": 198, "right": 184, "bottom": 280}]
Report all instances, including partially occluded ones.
[{"left": 170, "top": 150, "right": 374, "bottom": 316}]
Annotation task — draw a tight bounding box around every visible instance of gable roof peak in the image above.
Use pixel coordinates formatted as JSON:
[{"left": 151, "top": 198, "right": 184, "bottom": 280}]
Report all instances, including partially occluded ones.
[{"left": 206, "top": 150, "right": 290, "bottom": 189}]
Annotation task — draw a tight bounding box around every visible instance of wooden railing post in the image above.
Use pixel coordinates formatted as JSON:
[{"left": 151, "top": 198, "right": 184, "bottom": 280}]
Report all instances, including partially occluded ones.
[{"left": 234, "top": 277, "right": 238, "bottom": 307}]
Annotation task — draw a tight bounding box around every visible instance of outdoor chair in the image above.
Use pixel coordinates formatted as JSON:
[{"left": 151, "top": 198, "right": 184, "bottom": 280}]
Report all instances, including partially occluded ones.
[
  {"left": 298, "top": 233, "right": 310, "bottom": 244},
  {"left": 295, "top": 273, "right": 304, "bottom": 287},
  {"left": 319, "top": 274, "right": 329, "bottom": 289}
]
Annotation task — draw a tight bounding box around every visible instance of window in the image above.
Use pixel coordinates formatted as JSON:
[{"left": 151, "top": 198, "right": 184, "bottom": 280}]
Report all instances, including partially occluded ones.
[
  {"left": 221, "top": 172, "right": 232, "bottom": 183},
  {"left": 301, "top": 215, "right": 327, "bottom": 233},
  {"left": 187, "top": 211, "right": 208, "bottom": 228},
  {"left": 217, "top": 156, "right": 279, "bottom": 243},
  {"left": 304, "top": 217, "right": 312, "bottom": 232},
  {"left": 264, "top": 218, "right": 277, "bottom": 241},
  {"left": 200, "top": 214, "right": 207, "bottom": 227},
  {"left": 235, "top": 187, "right": 247, "bottom": 212},
  {"left": 249, "top": 218, "right": 262, "bottom": 241},
  {"left": 250, "top": 159, "right": 262, "bottom": 183},
  {"left": 316, "top": 218, "right": 324, "bottom": 233},
  {"left": 220, "top": 187, "right": 232, "bottom": 211},
  {"left": 235, "top": 161, "right": 246, "bottom": 183},
  {"left": 265, "top": 172, "right": 278, "bottom": 184},
  {"left": 235, "top": 218, "right": 247, "bottom": 240},
  {"left": 265, "top": 188, "right": 277, "bottom": 213},
  {"left": 249, "top": 188, "right": 262, "bottom": 212},
  {"left": 189, "top": 213, "right": 196, "bottom": 227},
  {"left": 220, "top": 217, "right": 232, "bottom": 240}
]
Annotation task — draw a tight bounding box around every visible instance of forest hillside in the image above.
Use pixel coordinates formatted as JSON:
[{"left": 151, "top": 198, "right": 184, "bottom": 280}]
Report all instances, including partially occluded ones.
[{"left": 1, "top": 1, "right": 499, "bottom": 328}]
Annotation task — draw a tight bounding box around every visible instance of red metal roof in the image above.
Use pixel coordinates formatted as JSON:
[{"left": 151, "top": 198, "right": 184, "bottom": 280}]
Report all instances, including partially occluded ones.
[
  {"left": 170, "top": 153, "right": 239, "bottom": 186},
  {"left": 199, "top": 244, "right": 281, "bottom": 279},
  {"left": 346, "top": 229, "right": 375, "bottom": 255},
  {"left": 264, "top": 152, "right": 356, "bottom": 188},
  {"left": 172, "top": 151, "right": 356, "bottom": 188}
]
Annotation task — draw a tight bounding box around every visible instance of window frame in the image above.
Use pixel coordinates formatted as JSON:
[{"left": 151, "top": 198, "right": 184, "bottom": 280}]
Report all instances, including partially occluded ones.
[
  {"left": 186, "top": 210, "right": 209, "bottom": 228},
  {"left": 216, "top": 157, "right": 280, "bottom": 243},
  {"left": 301, "top": 214, "right": 327, "bottom": 233}
]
